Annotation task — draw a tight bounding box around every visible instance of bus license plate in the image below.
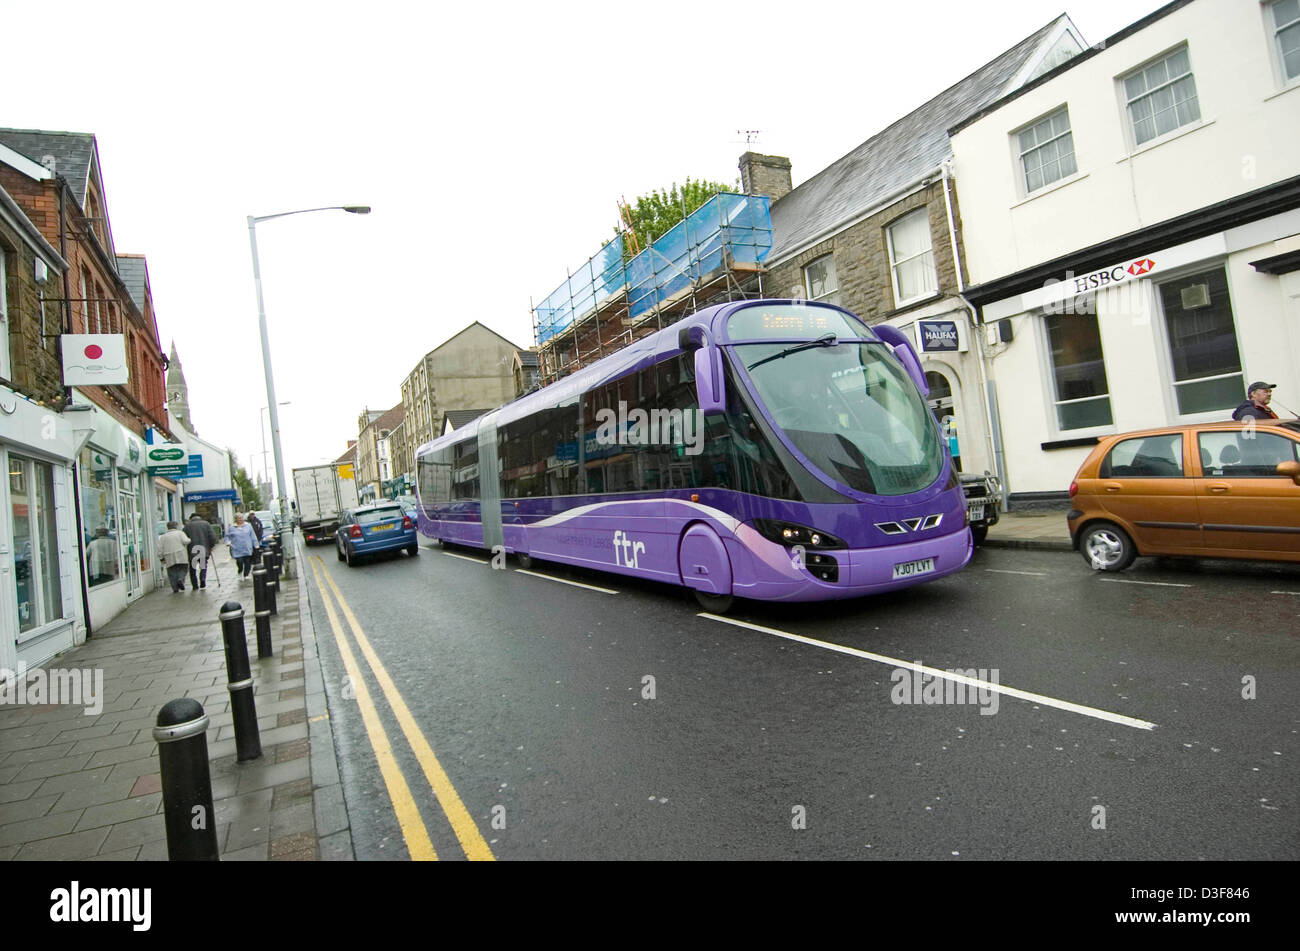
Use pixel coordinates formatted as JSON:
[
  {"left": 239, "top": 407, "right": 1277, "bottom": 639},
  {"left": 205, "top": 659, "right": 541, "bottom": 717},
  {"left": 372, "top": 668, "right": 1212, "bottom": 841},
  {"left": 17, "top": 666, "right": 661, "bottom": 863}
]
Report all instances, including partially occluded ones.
[
  {"left": 892, "top": 557, "right": 935, "bottom": 579},
  {"left": 967, "top": 503, "right": 984, "bottom": 522}
]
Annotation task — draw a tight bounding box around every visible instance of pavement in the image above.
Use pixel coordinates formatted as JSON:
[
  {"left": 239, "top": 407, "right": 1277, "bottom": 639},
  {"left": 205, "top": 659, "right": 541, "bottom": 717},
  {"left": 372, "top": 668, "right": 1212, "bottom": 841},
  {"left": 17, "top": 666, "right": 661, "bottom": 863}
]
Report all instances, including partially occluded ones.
[
  {"left": 981, "top": 507, "right": 1073, "bottom": 552},
  {"left": 0, "top": 538, "right": 351, "bottom": 861}
]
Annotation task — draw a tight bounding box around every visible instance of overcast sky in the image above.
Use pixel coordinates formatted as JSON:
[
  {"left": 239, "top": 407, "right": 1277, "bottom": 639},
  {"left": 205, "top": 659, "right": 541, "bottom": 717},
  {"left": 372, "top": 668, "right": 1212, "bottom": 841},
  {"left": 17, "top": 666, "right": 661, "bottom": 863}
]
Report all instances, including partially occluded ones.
[{"left": 3, "top": 0, "right": 1169, "bottom": 491}]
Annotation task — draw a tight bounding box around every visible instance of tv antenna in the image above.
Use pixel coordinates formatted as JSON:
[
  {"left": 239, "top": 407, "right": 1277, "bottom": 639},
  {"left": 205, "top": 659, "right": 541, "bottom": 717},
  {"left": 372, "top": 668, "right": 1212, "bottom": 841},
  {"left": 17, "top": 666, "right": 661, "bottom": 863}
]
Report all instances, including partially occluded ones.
[{"left": 735, "top": 130, "right": 763, "bottom": 146}]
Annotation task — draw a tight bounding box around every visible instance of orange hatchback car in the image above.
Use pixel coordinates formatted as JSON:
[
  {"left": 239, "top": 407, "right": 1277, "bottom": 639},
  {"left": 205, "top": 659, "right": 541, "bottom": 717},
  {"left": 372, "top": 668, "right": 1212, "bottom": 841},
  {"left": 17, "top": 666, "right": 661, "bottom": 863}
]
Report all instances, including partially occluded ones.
[{"left": 1067, "top": 420, "right": 1300, "bottom": 571}]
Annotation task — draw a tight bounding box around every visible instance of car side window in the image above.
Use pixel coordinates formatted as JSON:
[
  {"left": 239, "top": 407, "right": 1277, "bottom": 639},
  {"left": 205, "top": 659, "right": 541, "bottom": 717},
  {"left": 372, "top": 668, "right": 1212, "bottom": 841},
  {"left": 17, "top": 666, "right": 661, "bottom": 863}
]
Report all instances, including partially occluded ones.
[
  {"left": 1100, "top": 434, "right": 1185, "bottom": 478},
  {"left": 1198, "top": 431, "right": 1300, "bottom": 477}
]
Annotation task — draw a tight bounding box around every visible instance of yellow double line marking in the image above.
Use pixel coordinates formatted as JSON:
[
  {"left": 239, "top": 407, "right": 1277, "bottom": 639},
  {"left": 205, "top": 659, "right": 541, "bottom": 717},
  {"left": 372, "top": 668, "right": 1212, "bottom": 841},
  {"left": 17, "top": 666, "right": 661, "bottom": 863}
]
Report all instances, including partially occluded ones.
[{"left": 309, "top": 555, "right": 495, "bottom": 861}]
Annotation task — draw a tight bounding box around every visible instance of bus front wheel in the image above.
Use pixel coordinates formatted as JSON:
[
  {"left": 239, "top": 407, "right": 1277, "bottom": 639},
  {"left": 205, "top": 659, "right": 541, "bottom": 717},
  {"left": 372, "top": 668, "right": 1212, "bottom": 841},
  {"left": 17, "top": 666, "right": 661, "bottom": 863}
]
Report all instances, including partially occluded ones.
[{"left": 693, "top": 590, "right": 733, "bottom": 614}]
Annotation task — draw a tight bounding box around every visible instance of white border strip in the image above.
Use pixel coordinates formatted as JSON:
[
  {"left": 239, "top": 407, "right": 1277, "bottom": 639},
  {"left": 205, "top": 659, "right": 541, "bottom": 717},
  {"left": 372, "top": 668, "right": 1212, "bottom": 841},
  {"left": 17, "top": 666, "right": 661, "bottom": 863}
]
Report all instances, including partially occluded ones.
[
  {"left": 515, "top": 569, "right": 618, "bottom": 595},
  {"left": 698, "top": 614, "right": 1156, "bottom": 731},
  {"left": 442, "top": 551, "right": 489, "bottom": 564}
]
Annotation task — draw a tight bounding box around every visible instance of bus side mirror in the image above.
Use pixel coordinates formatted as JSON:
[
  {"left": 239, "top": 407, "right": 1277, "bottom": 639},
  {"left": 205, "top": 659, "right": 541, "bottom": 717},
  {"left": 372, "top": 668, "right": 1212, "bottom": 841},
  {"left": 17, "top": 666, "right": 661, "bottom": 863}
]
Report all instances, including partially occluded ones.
[
  {"left": 872, "top": 324, "right": 928, "bottom": 397},
  {"left": 694, "top": 346, "right": 726, "bottom": 415},
  {"left": 680, "top": 325, "right": 726, "bottom": 414}
]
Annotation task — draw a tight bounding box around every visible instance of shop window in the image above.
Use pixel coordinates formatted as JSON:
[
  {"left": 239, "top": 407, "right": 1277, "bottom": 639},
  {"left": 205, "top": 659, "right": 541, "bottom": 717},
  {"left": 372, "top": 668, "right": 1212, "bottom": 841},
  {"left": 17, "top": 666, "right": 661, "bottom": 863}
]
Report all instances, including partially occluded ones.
[
  {"left": 1044, "top": 313, "right": 1113, "bottom": 430},
  {"left": 1158, "top": 266, "right": 1243, "bottom": 415},
  {"left": 10, "top": 456, "right": 64, "bottom": 631},
  {"left": 79, "top": 447, "right": 119, "bottom": 587}
]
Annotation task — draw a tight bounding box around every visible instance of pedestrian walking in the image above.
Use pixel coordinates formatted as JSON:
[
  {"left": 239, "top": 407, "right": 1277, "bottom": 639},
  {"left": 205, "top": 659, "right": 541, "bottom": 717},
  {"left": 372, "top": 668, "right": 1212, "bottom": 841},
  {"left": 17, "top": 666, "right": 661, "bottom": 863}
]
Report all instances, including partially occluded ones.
[
  {"left": 158, "top": 521, "right": 191, "bottom": 592},
  {"left": 1232, "top": 381, "right": 1279, "bottom": 421},
  {"left": 247, "top": 510, "right": 265, "bottom": 546},
  {"left": 226, "top": 512, "right": 260, "bottom": 579},
  {"left": 183, "top": 512, "right": 217, "bottom": 589}
]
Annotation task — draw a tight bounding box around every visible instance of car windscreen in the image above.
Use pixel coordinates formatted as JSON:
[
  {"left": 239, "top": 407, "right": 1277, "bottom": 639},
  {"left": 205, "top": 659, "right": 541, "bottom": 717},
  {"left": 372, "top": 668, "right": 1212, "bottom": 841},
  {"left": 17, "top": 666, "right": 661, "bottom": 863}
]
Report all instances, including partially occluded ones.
[{"left": 356, "top": 508, "right": 404, "bottom": 525}]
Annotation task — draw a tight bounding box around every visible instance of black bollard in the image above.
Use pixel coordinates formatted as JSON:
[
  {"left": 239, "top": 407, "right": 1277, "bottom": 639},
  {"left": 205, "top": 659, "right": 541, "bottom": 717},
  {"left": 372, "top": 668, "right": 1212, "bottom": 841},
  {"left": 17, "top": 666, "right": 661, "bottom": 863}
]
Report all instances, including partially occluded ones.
[
  {"left": 153, "top": 698, "right": 220, "bottom": 860},
  {"left": 251, "top": 572, "right": 274, "bottom": 658},
  {"left": 218, "top": 601, "right": 262, "bottom": 760}
]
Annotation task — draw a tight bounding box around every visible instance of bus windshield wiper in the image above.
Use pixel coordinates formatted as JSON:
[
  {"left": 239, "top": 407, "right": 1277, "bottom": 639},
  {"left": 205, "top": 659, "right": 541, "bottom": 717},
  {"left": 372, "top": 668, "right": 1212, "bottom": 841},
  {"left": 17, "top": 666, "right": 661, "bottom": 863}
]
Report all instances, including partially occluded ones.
[{"left": 747, "top": 333, "right": 839, "bottom": 371}]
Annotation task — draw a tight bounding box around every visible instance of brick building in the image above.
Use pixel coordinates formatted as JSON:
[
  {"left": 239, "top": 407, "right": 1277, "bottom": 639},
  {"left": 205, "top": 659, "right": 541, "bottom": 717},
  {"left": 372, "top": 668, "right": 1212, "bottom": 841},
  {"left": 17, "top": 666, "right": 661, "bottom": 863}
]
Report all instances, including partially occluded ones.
[
  {"left": 0, "top": 129, "right": 174, "bottom": 631},
  {"left": 0, "top": 173, "right": 85, "bottom": 673}
]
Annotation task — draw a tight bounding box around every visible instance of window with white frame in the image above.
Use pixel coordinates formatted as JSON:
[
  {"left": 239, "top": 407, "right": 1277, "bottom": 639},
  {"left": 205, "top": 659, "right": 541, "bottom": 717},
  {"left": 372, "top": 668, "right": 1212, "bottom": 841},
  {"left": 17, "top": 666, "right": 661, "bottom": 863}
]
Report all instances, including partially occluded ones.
[
  {"left": 1018, "top": 108, "right": 1077, "bottom": 193},
  {"left": 1272, "top": 0, "right": 1300, "bottom": 83},
  {"left": 886, "top": 209, "right": 937, "bottom": 306},
  {"left": 9, "top": 455, "right": 65, "bottom": 632},
  {"left": 1158, "top": 266, "right": 1244, "bottom": 415},
  {"left": 803, "top": 254, "right": 840, "bottom": 305},
  {"left": 1122, "top": 46, "right": 1201, "bottom": 147},
  {"left": 1044, "top": 313, "right": 1113, "bottom": 430}
]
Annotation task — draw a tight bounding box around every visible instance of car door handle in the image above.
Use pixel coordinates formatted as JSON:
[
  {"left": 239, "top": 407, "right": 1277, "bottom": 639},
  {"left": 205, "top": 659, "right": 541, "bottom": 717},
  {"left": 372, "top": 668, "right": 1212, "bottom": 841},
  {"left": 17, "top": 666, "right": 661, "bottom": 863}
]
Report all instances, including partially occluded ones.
[
  {"left": 1104, "top": 483, "right": 1122, "bottom": 492},
  {"left": 1208, "top": 483, "right": 1230, "bottom": 493}
]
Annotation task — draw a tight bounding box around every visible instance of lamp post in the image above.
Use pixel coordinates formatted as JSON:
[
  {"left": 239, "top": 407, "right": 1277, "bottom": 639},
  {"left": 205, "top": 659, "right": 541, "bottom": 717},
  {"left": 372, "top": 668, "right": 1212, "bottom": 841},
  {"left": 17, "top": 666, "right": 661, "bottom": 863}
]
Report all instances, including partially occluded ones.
[
  {"left": 259, "top": 402, "right": 291, "bottom": 489},
  {"left": 249, "top": 205, "right": 369, "bottom": 579}
]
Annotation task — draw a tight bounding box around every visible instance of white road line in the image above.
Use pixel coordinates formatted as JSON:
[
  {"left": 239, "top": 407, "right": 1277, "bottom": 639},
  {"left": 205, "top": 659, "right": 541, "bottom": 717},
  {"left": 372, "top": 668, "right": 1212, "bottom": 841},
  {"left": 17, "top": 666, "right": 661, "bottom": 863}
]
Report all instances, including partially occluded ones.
[
  {"left": 1271, "top": 591, "right": 1300, "bottom": 596},
  {"left": 697, "top": 614, "right": 1157, "bottom": 731},
  {"left": 442, "top": 551, "right": 489, "bottom": 564},
  {"left": 1096, "top": 578, "right": 1192, "bottom": 588},
  {"left": 515, "top": 569, "right": 618, "bottom": 595},
  {"left": 984, "top": 569, "right": 1048, "bottom": 576}
]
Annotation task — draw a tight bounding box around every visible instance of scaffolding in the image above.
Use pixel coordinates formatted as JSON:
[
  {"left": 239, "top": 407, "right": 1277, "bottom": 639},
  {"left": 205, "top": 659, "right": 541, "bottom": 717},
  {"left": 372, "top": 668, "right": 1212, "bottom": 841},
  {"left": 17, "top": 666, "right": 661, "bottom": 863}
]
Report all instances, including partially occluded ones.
[{"left": 531, "top": 193, "right": 772, "bottom": 385}]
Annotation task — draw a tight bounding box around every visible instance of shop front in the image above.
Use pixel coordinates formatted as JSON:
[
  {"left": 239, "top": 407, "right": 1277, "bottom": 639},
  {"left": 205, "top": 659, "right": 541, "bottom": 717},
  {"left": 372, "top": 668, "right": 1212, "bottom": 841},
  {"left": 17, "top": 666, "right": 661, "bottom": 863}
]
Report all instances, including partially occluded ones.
[
  {"left": 0, "top": 384, "right": 86, "bottom": 673},
  {"left": 74, "top": 400, "right": 158, "bottom": 631}
]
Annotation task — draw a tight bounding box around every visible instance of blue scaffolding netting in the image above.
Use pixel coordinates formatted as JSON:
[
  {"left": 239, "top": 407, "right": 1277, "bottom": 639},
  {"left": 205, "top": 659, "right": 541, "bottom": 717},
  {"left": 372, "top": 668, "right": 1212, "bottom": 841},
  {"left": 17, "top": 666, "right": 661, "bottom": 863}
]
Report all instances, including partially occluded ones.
[{"left": 534, "top": 193, "right": 772, "bottom": 346}]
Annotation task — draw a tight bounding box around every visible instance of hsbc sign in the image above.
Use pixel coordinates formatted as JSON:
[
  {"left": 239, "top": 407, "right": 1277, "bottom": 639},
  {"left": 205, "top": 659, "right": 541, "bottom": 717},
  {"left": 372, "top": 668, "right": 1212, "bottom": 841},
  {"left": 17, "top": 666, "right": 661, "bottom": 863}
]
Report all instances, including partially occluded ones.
[
  {"left": 1041, "top": 255, "right": 1162, "bottom": 316},
  {"left": 1069, "top": 257, "right": 1157, "bottom": 294}
]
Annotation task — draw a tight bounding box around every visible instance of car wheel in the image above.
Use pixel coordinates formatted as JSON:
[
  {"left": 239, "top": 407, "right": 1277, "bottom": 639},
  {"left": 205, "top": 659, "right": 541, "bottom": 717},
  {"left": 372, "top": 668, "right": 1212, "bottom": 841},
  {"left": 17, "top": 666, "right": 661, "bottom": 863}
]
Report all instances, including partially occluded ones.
[
  {"left": 345, "top": 546, "right": 357, "bottom": 568},
  {"left": 1080, "top": 522, "right": 1136, "bottom": 572},
  {"left": 693, "top": 589, "right": 734, "bottom": 614},
  {"left": 407, "top": 544, "right": 418, "bottom": 557},
  {"left": 336, "top": 541, "right": 344, "bottom": 562},
  {"left": 970, "top": 524, "right": 988, "bottom": 546}
]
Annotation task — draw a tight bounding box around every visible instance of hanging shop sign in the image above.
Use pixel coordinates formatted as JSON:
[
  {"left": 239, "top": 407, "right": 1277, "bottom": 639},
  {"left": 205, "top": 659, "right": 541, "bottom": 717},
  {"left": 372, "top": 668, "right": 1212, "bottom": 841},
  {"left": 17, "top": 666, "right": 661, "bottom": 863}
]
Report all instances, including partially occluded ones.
[
  {"left": 917, "top": 320, "right": 961, "bottom": 352},
  {"left": 145, "top": 442, "right": 189, "bottom": 478},
  {"left": 62, "top": 334, "right": 129, "bottom": 386}
]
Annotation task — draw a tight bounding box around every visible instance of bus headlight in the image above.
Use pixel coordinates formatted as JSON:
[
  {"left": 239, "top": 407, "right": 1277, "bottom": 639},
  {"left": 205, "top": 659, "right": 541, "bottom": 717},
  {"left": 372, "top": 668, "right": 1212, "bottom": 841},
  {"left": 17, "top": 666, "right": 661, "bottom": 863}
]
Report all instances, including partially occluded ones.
[{"left": 752, "top": 519, "right": 846, "bottom": 549}]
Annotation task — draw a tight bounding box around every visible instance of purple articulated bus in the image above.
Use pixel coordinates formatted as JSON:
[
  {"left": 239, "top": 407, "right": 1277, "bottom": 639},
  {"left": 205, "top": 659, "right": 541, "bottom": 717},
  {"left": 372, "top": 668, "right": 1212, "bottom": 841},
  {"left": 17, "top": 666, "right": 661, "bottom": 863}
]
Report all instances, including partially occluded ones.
[{"left": 414, "top": 299, "right": 972, "bottom": 612}]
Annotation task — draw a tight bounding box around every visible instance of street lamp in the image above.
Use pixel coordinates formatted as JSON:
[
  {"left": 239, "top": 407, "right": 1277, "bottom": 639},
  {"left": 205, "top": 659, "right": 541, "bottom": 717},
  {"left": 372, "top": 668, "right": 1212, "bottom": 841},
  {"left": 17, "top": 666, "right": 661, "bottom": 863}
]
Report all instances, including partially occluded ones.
[{"left": 249, "top": 205, "right": 369, "bottom": 579}]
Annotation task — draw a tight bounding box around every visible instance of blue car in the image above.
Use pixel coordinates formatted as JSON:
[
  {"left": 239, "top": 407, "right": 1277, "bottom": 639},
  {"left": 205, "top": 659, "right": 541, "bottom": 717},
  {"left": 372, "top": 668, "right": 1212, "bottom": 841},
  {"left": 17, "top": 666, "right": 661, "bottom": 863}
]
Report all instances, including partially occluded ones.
[{"left": 335, "top": 502, "right": 419, "bottom": 567}]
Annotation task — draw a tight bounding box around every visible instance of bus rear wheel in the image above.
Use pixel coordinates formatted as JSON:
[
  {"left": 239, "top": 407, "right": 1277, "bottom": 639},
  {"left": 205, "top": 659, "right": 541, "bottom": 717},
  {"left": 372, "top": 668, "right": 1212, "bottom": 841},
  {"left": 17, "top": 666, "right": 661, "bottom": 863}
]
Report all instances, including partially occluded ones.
[{"left": 693, "top": 590, "right": 733, "bottom": 614}]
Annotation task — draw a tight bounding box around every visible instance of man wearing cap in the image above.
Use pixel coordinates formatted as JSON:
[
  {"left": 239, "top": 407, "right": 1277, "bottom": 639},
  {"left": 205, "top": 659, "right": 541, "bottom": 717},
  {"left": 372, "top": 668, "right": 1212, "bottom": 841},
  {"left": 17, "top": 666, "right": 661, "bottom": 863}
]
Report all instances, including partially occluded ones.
[{"left": 1232, "top": 381, "right": 1279, "bottom": 421}]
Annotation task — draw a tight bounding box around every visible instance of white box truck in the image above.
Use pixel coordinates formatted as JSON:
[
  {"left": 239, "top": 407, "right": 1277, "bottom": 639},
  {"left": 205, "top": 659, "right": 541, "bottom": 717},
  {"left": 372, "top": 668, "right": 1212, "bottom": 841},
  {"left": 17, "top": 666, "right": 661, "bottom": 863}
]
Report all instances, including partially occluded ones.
[{"left": 293, "top": 463, "right": 360, "bottom": 544}]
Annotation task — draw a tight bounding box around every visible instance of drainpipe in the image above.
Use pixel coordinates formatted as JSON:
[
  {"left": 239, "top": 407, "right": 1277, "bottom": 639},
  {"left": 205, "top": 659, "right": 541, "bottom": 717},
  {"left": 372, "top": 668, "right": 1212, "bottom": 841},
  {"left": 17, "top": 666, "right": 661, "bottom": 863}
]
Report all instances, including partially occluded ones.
[{"left": 940, "top": 159, "right": 1007, "bottom": 508}]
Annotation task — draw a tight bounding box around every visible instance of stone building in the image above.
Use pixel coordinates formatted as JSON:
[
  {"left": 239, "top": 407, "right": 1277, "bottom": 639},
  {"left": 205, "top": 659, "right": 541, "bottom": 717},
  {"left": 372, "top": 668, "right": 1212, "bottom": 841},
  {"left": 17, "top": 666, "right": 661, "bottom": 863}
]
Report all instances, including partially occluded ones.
[
  {"left": 354, "top": 407, "right": 385, "bottom": 502},
  {"left": 400, "top": 322, "right": 523, "bottom": 450},
  {"left": 750, "top": 15, "right": 1086, "bottom": 486}
]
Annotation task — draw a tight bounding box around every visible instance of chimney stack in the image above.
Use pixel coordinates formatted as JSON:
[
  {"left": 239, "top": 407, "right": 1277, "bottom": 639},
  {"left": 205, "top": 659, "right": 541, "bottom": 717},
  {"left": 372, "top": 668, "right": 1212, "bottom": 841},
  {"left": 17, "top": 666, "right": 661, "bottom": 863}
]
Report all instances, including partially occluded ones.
[{"left": 739, "top": 152, "right": 792, "bottom": 201}]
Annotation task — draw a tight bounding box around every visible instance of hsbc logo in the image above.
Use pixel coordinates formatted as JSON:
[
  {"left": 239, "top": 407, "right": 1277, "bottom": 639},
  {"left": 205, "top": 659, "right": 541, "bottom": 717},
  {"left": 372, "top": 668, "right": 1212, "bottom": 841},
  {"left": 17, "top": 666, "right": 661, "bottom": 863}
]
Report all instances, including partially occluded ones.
[{"left": 1127, "top": 258, "right": 1155, "bottom": 276}]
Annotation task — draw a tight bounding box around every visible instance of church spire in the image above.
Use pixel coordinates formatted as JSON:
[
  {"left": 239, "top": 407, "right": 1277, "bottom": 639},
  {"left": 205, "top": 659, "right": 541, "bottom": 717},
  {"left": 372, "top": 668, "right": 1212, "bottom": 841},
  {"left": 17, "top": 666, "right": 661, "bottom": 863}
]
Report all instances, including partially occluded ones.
[{"left": 167, "top": 341, "right": 193, "bottom": 432}]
